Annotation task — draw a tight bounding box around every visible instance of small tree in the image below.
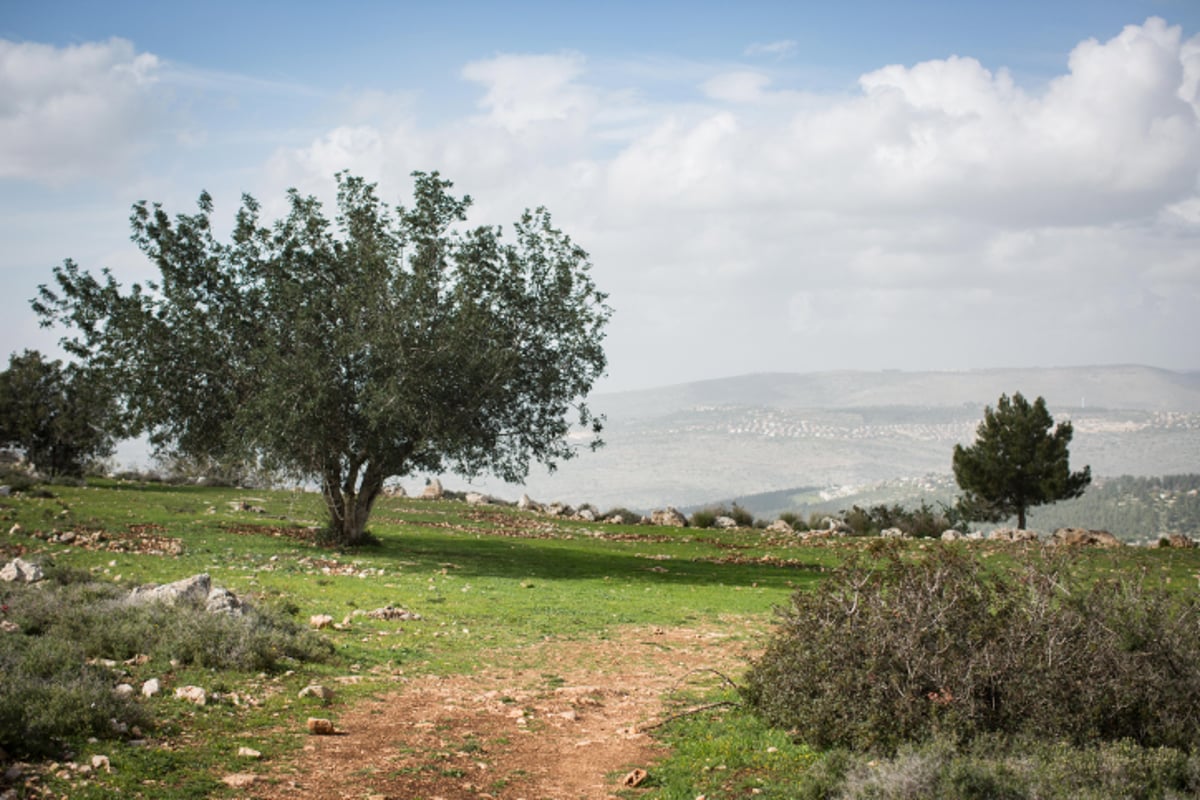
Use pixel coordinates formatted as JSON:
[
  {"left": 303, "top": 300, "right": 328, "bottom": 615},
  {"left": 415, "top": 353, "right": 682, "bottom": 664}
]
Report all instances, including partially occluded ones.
[
  {"left": 33, "top": 172, "right": 611, "bottom": 544},
  {"left": 952, "top": 392, "right": 1091, "bottom": 529},
  {"left": 0, "top": 350, "right": 120, "bottom": 477}
]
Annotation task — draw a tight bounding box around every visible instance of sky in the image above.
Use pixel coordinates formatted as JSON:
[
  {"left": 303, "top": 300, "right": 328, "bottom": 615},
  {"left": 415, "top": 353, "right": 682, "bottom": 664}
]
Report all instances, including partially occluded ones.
[{"left": 2, "top": 0, "right": 1199, "bottom": 393}]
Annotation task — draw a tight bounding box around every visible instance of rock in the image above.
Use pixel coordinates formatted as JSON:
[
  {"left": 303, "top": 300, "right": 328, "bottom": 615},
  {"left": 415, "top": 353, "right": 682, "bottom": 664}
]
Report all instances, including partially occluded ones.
[
  {"left": 765, "top": 519, "right": 794, "bottom": 534},
  {"left": 0, "top": 557, "right": 44, "bottom": 583},
  {"left": 221, "top": 773, "right": 258, "bottom": 788},
  {"left": 142, "top": 678, "right": 161, "bottom": 698},
  {"left": 204, "top": 587, "right": 244, "bottom": 615},
  {"left": 0, "top": 486, "right": 9, "bottom": 497},
  {"left": 822, "top": 516, "right": 852, "bottom": 534},
  {"left": 545, "top": 502, "right": 573, "bottom": 517},
  {"left": 713, "top": 516, "right": 738, "bottom": 529},
  {"left": 7, "top": 523, "right": 21, "bottom": 536},
  {"left": 175, "top": 685, "right": 207, "bottom": 705},
  {"left": 114, "top": 683, "right": 135, "bottom": 699},
  {"left": 299, "top": 684, "right": 335, "bottom": 701},
  {"left": 650, "top": 507, "right": 687, "bottom": 527},
  {"left": 1052, "top": 527, "right": 1123, "bottom": 548},
  {"left": 1159, "top": 533, "right": 1195, "bottom": 548},
  {"left": 57, "top": 530, "right": 76, "bottom": 544},
  {"left": 576, "top": 507, "right": 597, "bottom": 522},
  {"left": 880, "top": 527, "right": 907, "bottom": 538},
  {"left": 237, "top": 746, "right": 262, "bottom": 759},
  {"left": 0, "top": 620, "right": 18, "bottom": 633},
  {"left": 309, "top": 614, "right": 334, "bottom": 629},
  {"left": 306, "top": 717, "right": 335, "bottom": 735},
  {"left": 420, "top": 479, "right": 443, "bottom": 500},
  {"left": 382, "top": 484, "right": 406, "bottom": 498},
  {"left": 129, "top": 574, "right": 212, "bottom": 607},
  {"left": 366, "top": 606, "right": 421, "bottom": 621},
  {"left": 91, "top": 754, "right": 111, "bottom": 772},
  {"left": 989, "top": 527, "right": 1039, "bottom": 542},
  {"left": 517, "top": 493, "right": 538, "bottom": 511},
  {"left": 941, "top": 529, "right": 964, "bottom": 541},
  {"left": 605, "top": 513, "right": 627, "bottom": 524}
]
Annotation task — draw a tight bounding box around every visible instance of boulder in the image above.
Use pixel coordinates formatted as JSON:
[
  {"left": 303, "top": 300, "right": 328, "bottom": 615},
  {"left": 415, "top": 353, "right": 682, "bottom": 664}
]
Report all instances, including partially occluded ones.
[
  {"left": 129, "top": 574, "right": 212, "bottom": 607},
  {"left": 306, "top": 717, "right": 335, "bottom": 735},
  {"left": 576, "top": 507, "right": 597, "bottom": 522},
  {"left": 517, "top": 493, "right": 539, "bottom": 511},
  {"left": 1158, "top": 533, "right": 1195, "bottom": 549},
  {"left": 0, "top": 557, "right": 44, "bottom": 583},
  {"left": 204, "top": 587, "right": 244, "bottom": 616},
  {"left": 142, "top": 678, "right": 162, "bottom": 698},
  {"left": 420, "top": 479, "right": 443, "bottom": 500},
  {"left": 309, "top": 614, "right": 334, "bottom": 629},
  {"left": 1052, "top": 527, "right": 1123, "bottom": 548},
  {"left": 465, "top": 492, "right": 489, "bottom": 506},
  {"left": 713, "top": 516, "right": 738, "bottom": 529},
  {"left": 765, "top": 519, "right": 794, "bottom": 534},
  {"left": 650, "top": 507, "right": 687, "bottom": 527},
  {"left": 545, "top": 502, "right": 573, "bottom": 517},
  {"left": 880, "top": 527, "right": 907, "bottom": 539},
  {"left": 175, "top": 685, "right": 208, "bottom": 705},
  {"left": 299, "top": 684, "right": 335, "bottom": 701},
  {"left": 941, "top": 529, "right": 963, "bottom": 541}
]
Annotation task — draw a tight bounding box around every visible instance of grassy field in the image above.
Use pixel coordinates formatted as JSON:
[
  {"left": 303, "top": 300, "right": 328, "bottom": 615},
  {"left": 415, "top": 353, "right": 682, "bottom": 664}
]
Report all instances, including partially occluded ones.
[{"left": 3, "top": 479, "right": 1200, "bottom": 798}]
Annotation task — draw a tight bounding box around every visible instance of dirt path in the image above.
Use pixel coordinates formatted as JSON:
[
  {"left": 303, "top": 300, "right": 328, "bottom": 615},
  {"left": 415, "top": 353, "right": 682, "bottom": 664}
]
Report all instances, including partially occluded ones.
[{"left": 245, "top": 625, "right": 755, "bottom": 800}]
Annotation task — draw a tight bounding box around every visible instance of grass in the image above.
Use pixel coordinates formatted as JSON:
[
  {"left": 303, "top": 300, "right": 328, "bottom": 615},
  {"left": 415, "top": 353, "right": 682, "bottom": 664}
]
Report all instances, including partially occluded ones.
[{"left": 3, "top": 478, "right": 1200, "bottom": 798}]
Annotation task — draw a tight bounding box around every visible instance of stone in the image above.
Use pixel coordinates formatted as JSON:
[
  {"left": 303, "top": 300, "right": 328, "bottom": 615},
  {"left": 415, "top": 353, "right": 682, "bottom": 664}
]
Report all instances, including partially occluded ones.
[
  {"left": 114, "top": 683, "right": 135, "bottom": 699},
  {"left": 0, "top": 557, "right": 44, "bottom": 583},
  {"left": 0, "top": 486, "right": 9, "bottom": 497},
  {"left": 517, "top": 493, "right": 538, "bottom": 511},
  {"left": 1052, "top": 527, "right": 1123, "bottom": 548},
  {"left": 221, "top": 773, "right": 258, "bottom": 788},
  {"left": 465, "top": 492, "right": 488, "bottom": 505},
  {"left": 366, "top": 606, "right": 421, "bottom": 621},
  {"left": 713, "top": 516, "right": 738, "bottom": 529},
  {"left": 1159, "top": 533, "right": 1195, "bottom": 548},
  {"left": 309, "top": 614, "right": 334, "bottom": 629},
  {"left": 605, "top": 513, "right": 627, "bottom": 524},
  {"left": 880, "top": 527, "right": 907, "bottom": 538},
  {"left": 142, "top": 678, "right": 161, "bottom": 698},
  {"left": 941, "top": 529, "right": 964, "bottom": 541},
  {"left": 91, "top": 755, "right": 111, "bottom": 773},
  {"left": 306, "top": 717, "right": 335, "bottom": 735},
  {"left": 129, "top": 574, "right": 212, "bottom": 607},
  {"left": 7, "top": 523, "right": 21, "bottom": 536},
  {"left": 576, "top": 507, "right": 597, "bottom": 522},
  {"left": 420, "top": 478, "right": 443, "bottom": 500},
  {"left": 237, "top": 746, "right": 262, "bottom": 759},
  {"left": 175, "top": 685, "right": 207, "bottom": 705},
  {"left": 299, "top": 684, "right": 335, "bottom": 701},
  {"left": 204, "top": 587, "right": 244, "bottom": 616},
  {"left": 765, "top": 519, "right": 794, "bottom": 534},
  {"left": 650, "top": 507, "right": 687, "bottom": 527}
]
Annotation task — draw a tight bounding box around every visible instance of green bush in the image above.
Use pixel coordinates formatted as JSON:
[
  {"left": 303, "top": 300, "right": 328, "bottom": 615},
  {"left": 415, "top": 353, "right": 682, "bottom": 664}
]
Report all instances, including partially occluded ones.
[{"left": 744, "top": 543, "right": 1200, "bottom": 753}]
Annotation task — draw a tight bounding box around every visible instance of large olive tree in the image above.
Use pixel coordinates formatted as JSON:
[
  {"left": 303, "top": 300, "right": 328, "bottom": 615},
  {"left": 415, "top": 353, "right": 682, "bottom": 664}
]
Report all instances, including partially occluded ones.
[
  {"left": 34, "top": 172, "right": 611, "bottom": 544},
  {"left": 952, "top": 392, "right": 1091, "bottom": 530}
]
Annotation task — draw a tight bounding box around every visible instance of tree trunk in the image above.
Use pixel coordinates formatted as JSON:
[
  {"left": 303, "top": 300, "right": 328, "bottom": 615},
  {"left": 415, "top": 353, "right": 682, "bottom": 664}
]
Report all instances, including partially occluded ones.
[
  {"left": 321, "top": 461, "right": 385, "bottom": 546},
  {"left": 1017, "top": 507, "right": 1027, "bottom": 530}
]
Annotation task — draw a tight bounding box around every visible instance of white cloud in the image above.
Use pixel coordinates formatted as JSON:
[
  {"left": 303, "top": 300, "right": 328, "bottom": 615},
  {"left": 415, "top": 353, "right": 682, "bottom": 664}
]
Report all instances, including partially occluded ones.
[
  {"left": 745, "top": 40, "right": 798, "bottom": 59},
  {"left": 240, "top": 17, "right": 1200, "bottom": 384},
  {"left": 0, "top": 37, "right": 162, "bottom": 183}
]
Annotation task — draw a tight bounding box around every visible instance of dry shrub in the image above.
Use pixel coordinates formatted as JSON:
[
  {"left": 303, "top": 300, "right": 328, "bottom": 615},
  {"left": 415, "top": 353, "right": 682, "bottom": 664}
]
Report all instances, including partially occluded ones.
[{"left": 744, "top": 542, "right": 1200, "bottom": 753}]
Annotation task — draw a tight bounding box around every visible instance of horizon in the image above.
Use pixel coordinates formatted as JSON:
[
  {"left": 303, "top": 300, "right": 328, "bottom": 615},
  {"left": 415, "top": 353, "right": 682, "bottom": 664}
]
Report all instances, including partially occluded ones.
[{"left": 3, "top": 2, "right": 1200, "bottom": 393}]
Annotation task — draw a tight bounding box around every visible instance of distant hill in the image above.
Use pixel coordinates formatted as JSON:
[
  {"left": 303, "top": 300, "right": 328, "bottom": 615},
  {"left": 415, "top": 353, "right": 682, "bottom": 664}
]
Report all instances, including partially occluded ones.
[{"left": 433, "top": 366, "right": 1200, "bottom": 512}]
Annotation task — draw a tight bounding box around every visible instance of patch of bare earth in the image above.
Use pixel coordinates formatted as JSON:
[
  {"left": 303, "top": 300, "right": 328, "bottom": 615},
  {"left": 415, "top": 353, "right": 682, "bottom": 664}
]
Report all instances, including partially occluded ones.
[{"left": 247, "top": 625, "right": 755, "bottom": 800}]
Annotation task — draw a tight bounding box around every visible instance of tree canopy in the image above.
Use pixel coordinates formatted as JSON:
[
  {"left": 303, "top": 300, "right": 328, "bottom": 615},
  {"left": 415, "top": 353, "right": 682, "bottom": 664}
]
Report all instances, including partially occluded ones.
[
  {"left": 952, "top": 392, "right": 1091, "bottom": 530},
  {"left": 33, "top": 172, "right": 612, "bottom": 544},
  {"left": 0, "top": 350, "right": 120, "bottom": 477}
]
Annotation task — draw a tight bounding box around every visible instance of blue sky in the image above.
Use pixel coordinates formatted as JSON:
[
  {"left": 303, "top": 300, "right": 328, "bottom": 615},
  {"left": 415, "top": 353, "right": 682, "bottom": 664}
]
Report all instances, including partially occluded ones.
[{"left": 3, "top": 0, "right": 1199, "bottom": 393}]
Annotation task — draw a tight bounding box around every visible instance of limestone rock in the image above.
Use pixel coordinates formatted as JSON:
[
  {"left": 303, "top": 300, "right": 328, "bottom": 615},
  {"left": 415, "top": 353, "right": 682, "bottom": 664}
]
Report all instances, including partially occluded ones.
[
  {"left": 1052, "top": 527, "right": 1122, "bottom": 548},
  {"left": 1159, "top": 533, "right": 1195, "bottom": 548},
  {"left": 420, "top": 479, "right": 443, "bottom": 500},
  {"left": 237, "top": 746, "right": 262, "bottom": 759},
  {"left": 517, "top": 493, "right": 539, "bottom": 511},
  {"left": 175, "top": 685, "right": 207, "bottom": 705},
  {"left": 713, "top": 516, "right": 738, "bottom": 529},
  {"left": 650, "top": 507, "right": 687, "bottom": 527},
  {"left": 114, "top": 683, "right": 135, "bottom": 699},
  {"left": 299, "top": 684, "right": 335, "bottom": 702},
  {"left": 941, "top": 529, "right": 964, "bottom": 541},
  {"left": 765, "top": 519, "right": 794, "bottom": 534},
  {"left": 141, "top": 678, "right": 161, "bottom": 698},
  {"left": 204, "top": 587, "right": 244, "bottom": 615},
  {"left": 0, "top": 557, "right": 43, "bottom": 583},
  {"left": 129, "top": 574, "right": 211, "bottom": 607},
  {"left": 880, "top": 527, "right": 907, "bottom": 538},
  {"left": 309, "top": 614, "right": 334, "bottom": 629},
  {"left": 306, "top": 717, "right": 335, "bottom": 735}
]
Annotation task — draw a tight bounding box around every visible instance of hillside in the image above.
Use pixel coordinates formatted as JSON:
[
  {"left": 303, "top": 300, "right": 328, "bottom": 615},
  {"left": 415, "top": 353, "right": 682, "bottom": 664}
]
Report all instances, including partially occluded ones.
[{"left": 434, "top": 366, "right": 1200, "bottom": 512}]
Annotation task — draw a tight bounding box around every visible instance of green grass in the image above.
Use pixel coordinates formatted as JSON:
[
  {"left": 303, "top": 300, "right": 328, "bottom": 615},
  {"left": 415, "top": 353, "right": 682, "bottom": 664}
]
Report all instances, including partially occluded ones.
[{"left": 4, "top": 478, "right": 1200, "bottom": 798}]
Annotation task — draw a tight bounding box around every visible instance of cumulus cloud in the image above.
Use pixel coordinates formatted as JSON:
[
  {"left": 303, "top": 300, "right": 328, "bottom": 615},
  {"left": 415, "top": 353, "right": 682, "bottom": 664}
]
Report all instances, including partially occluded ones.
[
  {"left": 263, "top": 17, "right": 1200, "bottom": 385},
  {"left": 0, "top": 37, "right": 162, "bottom": 183}
]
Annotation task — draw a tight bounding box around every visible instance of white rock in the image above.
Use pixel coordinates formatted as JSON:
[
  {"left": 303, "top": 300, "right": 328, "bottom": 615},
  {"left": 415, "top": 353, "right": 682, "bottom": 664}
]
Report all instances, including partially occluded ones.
[{"left": 141, "top": 678, "right": 161, "bottom": 698}]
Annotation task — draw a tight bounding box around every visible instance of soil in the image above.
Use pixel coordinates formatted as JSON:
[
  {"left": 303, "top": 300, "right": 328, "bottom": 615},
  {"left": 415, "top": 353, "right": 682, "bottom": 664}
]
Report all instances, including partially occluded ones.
[{"left": 244, "top": 625, "right": 756, "bottom": 800}]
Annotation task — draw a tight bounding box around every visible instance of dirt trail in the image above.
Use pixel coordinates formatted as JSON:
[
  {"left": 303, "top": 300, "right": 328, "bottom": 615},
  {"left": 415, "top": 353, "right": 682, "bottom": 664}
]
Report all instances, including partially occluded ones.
[{"left": 245, "top": 626, "right": 753, "bottom": 800}]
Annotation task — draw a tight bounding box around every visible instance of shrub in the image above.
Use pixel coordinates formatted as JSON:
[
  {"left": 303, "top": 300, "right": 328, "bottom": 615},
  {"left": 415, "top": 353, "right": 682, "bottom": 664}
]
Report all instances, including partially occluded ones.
[
  {"left": 689, "top": 509, "right": 717, "bottom": 529},
  {"left": 744, "top": 543, "right": 1200, "bottom": 753}
]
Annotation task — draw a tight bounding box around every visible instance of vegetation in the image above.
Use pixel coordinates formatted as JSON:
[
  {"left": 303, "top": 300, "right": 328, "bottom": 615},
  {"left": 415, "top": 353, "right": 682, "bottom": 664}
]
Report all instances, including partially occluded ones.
[
  {"left": 745, "top": 543, "right": 1200, "bottom": 754},
  {"left": 3, "top": 479, "right": 1200, "bottom": 797},
  {"left": 33, "top": 172, "right": 611, "bottom": 546},
  {"left": 953, "top": 392, "right": 1091, "bottom": 529},
  {"left": 0, "top": 350, "right": 119, "bottom": 477}
]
